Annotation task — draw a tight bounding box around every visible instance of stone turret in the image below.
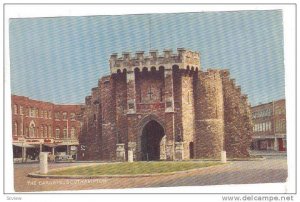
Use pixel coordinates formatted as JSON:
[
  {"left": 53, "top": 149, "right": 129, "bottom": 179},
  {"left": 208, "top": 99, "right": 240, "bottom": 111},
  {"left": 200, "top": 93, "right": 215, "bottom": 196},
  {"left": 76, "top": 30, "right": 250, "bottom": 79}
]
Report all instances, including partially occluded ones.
[{"left": 194, "top": 69, "right": 225, "bottom": 158}]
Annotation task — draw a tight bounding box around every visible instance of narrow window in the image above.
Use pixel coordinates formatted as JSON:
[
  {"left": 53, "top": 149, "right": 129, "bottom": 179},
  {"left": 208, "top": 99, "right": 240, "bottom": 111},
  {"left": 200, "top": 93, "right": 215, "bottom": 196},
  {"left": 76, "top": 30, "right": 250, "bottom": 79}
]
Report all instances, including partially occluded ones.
[
  {"left": 63, "top": 112, "right": 67, "bottom": 120},
  {"left": 14, "top": 105, "right": 18, "bottom": 115},
  {"left": 30, "top": 108, "right": 34, "bottom": 117},
  {"left": 19, "top": 106, "right": 23, "bottom": 115},
  {"left": 40, "top": 126, "right": 44, "bottom": 138},
  {"left": 55, "top": 112, "right": 60, "bottom": 120},
  {"left": 48, "top": 126, "right": 52, "bottom": 137},
  {"left": 44, "top": 126, "right": 48, "bottom": 137},
  {"left": 70, "top": 113, "right": 76, "bottom": 121},
  {"left": 63, "top": 127, "right": 68, "bottom": 139},
  {"left": 14, "top": 122, "right": 18, "bottom": 136},
  {"left": 25, "top": 127, "right": 29, "bottom": 137},
  {"left": 71, "top": 127, "right": 76, "bottom": 138},
  {"left": 29, "top": 123, "right": 35, "bottom": 137},
  {"left": 56, "top": 128, "right": 60, "bottom": 139}
]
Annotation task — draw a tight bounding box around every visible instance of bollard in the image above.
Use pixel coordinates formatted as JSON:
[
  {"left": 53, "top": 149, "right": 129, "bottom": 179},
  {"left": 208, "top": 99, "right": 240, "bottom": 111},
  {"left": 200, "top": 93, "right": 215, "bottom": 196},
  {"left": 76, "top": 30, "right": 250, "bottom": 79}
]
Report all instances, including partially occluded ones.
[
  {"left": 116, "top": 143, "right": 126, "bottom": 162},
  {"left": 39, "top": 152, "right": 48, "bottom": 174},
  {"left": 221, "top": 151, "right": 227, "bottom": 163},
  {"left": 128, "top": 150, "right": 133, "bottom": 163}
]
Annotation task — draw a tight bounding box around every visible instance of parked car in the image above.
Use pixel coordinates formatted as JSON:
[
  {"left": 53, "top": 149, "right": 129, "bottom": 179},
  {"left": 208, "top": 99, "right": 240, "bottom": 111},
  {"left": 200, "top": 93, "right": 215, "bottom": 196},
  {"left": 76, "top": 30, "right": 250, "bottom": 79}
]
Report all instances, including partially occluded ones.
[{"left": 54, "top": 152, "right": 74, "bottom": 162}]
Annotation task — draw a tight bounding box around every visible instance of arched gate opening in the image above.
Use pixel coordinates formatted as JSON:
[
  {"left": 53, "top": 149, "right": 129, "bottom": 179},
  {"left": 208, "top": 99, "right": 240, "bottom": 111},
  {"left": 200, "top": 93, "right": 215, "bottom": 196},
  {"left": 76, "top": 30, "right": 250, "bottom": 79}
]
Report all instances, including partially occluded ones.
[{"left": 141, "top": 120, "right": 165, "bottom": 161}]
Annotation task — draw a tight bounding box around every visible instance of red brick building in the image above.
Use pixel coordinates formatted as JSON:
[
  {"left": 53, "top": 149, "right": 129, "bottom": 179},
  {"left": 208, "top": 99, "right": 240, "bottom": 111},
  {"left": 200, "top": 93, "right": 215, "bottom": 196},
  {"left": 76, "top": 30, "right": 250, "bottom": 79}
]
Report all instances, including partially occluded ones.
[
  {"left": 11, "top": 95, "right": 83, "bottom": 162},
  {"left": 78, "top": 48, "right": 253, "bottom": 161},
  {"left": 251, "top": 99, "right": 286, "bottom": 151}
]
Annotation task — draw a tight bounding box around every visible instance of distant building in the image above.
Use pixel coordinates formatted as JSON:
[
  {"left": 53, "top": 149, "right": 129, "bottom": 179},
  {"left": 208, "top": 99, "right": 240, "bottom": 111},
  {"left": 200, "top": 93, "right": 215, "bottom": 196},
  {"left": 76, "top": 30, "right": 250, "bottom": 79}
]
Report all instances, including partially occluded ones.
[
  {"left": 11, "top": 95, "right": 83, "bottom": 162},
  {"left": 251, "top": 99, "right": 286, "bottom": 151}
]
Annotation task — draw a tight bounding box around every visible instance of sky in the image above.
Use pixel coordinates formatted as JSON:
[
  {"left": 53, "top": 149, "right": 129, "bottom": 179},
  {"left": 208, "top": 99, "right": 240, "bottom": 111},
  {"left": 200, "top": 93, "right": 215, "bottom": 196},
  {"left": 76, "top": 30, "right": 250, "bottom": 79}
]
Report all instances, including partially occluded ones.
[{"left": 9, "top": 10, "right": 285, "bottom": 106}]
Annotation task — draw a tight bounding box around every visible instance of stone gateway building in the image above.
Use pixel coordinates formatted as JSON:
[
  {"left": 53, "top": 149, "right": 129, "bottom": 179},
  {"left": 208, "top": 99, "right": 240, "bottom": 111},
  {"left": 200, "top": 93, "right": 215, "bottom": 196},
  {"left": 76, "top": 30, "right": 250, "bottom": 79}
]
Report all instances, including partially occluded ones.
[{"left": 78, "top": 48, "right": 253, "bottom": 161}]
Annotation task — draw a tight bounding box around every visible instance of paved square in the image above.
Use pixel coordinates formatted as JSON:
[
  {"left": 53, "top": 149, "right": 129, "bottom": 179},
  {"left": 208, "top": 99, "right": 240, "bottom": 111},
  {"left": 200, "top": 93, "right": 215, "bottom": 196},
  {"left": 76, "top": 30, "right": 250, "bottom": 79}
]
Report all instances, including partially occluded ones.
[{"left": 13, "top": 155, "right": 287, "bottom": 192}]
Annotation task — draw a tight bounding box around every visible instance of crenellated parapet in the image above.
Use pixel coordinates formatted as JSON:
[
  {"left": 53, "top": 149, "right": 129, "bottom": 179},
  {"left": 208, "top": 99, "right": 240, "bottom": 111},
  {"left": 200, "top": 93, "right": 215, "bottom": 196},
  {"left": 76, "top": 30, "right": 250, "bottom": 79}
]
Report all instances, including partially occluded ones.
[{"left": 109, "top": 48, "right": 201, "bottom": 74}]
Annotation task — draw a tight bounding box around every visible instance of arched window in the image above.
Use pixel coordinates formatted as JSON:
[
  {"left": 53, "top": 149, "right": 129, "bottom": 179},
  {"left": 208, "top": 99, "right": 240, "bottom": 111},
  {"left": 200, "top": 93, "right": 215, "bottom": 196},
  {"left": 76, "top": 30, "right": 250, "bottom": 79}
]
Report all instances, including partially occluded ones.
[
  {"left": 29, "top": 121, "right": 35, "bottom": 137},
  {"left": 14, "top": 122, "right": 18, "bottom": 136}
]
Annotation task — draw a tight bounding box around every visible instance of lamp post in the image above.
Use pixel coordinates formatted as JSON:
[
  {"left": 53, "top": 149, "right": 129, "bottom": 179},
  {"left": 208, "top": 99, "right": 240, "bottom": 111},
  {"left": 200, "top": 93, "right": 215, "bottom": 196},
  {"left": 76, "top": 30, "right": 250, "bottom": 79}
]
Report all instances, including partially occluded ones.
[{"left": 66, "top": 116, "right": 69, "bottom": 155}]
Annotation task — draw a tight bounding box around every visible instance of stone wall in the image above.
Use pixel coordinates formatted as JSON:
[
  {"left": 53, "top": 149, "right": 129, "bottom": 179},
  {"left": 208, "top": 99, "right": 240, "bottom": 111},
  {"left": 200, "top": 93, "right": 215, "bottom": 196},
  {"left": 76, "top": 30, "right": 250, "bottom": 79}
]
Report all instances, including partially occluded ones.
[
  {"left": 77, "top": 86, "right": 102, "bottom": 160},
  {"left": 113, "top": 72, "right": 128, "bottom": 155},
  {"left": 221, "top": 70, "right": 252, "bottom": 158},
  {"left": 100, "top": 76, "right": 117, "bottom": 161}
]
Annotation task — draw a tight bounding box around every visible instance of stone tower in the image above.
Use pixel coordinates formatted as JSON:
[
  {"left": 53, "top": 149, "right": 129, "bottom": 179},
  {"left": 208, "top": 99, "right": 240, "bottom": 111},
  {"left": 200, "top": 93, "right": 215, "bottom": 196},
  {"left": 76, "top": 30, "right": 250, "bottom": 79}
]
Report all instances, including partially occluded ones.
[{"left": 78, "top": 48, "right": 253, "bottom": 161}]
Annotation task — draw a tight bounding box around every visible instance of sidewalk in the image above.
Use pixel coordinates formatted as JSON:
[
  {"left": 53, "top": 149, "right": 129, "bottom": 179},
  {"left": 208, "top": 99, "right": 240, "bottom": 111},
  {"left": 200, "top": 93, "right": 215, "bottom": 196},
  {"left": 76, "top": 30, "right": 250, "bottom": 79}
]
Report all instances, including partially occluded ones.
[{"left": 249, "top": 150, "right": 287, "bottom": 156}]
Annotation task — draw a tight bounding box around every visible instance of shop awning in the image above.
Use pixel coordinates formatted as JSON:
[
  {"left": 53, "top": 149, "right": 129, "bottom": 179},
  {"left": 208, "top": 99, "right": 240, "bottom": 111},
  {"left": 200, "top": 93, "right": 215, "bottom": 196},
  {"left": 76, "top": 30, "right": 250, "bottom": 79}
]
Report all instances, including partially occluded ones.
[
  {"left": 12, "top": 143, "right": 37, "bottom": 148},
  {"left": 43, "top": 143, "right": 79, "bottom": 147}
]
